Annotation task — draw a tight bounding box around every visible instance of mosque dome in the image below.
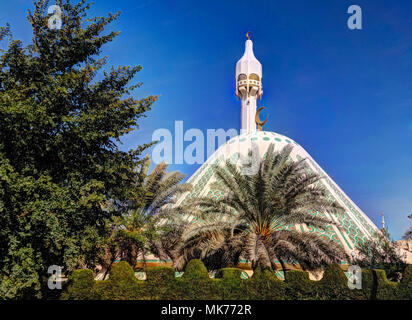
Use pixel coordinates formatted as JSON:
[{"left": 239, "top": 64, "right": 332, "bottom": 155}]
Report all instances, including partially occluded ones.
[{"left": 175, "top": 130, "right": 380, "bottom": 258}]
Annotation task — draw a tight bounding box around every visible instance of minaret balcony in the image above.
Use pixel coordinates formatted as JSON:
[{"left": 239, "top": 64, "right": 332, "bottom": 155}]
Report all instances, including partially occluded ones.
[
  {"left": 236, "top": 80, "right": 262, "bottom": 98},
  {"left": 237, "top": 79, "right": 261, "bottom": 87}
]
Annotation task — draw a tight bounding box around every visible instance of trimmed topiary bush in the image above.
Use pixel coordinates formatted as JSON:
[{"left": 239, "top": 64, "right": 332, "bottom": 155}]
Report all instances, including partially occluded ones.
[
  {"left": 398, "top": 264, "right": 412, "bottom": 300},
  {"left": 284, "top": 270, "right": 318, "bottom": 300},
  {"left": 95, "top": 261, "right": 141, "bottom": 300},
  {"left": 178, "top": 259, "right": 220, "bottom": 299},
  {"left": 216, "top": 268, "right": 246, "bottom": 300},
  {"left": 318, "top": 264, "right": 351, "bottom": 300},
  {"left": 182, "top": 259, "right": 209, "bottom": 280},
  {"left": 61, "top": 269, "right": 96, "bottom": 300},
  {"left": 375, "top": 269, "right": 399, "bottom": 300},
  {"left": 359, "top": 269, "right": 374, "bottom": 300},
  {"left": 341, "top": 269, "right": 375, "bottom": 300},
  {"left": 246, "top": 267, "right": 285, "bottom": 300},
  {"left": 145, "top": 266, "right": 179, "bottom": 300}
]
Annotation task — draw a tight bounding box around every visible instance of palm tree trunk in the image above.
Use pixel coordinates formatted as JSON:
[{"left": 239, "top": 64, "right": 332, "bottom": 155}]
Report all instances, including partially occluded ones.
[
  {"left": 141, "top": 248, "right": 147, "bottom": 270},
  {"left": 251, "top": 261, "right": 258, "bottom": 270},
  {"left": 103, "top": 266, "right": 111, "bottom": 280},
  {"left": 103, "top": 254, "right": 116, "bottom": 280},
  {"left": 279, "top": 259, "right": 287, "bottom": 281}
]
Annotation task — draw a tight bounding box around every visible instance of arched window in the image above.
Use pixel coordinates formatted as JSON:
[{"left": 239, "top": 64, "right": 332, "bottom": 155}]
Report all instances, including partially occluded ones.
[
  {"left": 249, "top": 73, "right": 260, "bottom": 81},
  {"left": 237, "top": 74, "right": 247, "bottom": 81}
]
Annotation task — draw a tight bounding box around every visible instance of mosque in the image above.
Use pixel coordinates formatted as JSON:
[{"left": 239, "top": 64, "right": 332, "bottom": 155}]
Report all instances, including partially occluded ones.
[
  {"left": 100, "top": 35, "right": 412, "bottom": 280},
  {"left": 173, "top": 34, "right": 381, "bottom": 267}
]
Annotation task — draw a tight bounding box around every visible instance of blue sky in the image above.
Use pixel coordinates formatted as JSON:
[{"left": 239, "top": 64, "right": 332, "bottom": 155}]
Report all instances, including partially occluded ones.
[{"left": 1, "top": 0, "right": 411, "bottom": 239}]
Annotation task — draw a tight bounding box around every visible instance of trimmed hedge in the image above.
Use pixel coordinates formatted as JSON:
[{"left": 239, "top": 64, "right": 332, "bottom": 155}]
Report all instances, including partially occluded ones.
[
  {"left": 61, "top": 260, "right": 412, "bottom": 300},
  {"left": 61, "top": 269, "right": 97, "bottom": 300},
  {"left": 399, "top": 265, "right": 412, "bottom": 300},
  {"left": 284, "top": 269, "right": 317, "bottom": 300},
  {"left": 216, "top": 268, "right": 246, "bottom": 300},
  {"left": 95, "top": 262, "right": 142, "bottom": 300},
  {"left": 145, "top": 266, "right": 178, "bottom": 300},
  {"left": 246, "top": 267, "right": 285, "bottom": 300},
  {"left": 317, "top": 264, "right": 352, "bottom": 300},
  {"left": 179, "top": 260, "right": 220, "bottom": 300},
  {"left": 375, "top": 269, "right": 399, "bottom": 300}
]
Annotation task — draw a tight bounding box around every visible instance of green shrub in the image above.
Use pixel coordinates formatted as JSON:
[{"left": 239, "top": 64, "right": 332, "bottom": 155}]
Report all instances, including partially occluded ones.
[
  {"left": 246, "top": 267, "right": 285, "bottom": 300},
  {"left": 340, "top": 269, "right": 377, "bottom": 300},
  {"left": 284, "top": 270, "right": 317, "bottom": 300},
  {"left": 318, "top": 264, "right": 351, "bottom": 300},
  {"left": 357, "top": 269, "right": 374, "bottom": 300},
  {"left": 216, "top": 268, "right": 246, "bottom": 300},
  {"left": 60, "top": 261, "right": 412, "bottom": 300},
  {"left": 95, "top": 261, "right": 141, "bottom": 300},
  {"left": 60, "top": 269, "right": 96, "bottom": 300},
  {"left": 145, "top": 266, "right": 179, "bottom": 300},
  {"left": 375, "top": 269, "right": 399, "bottom": 300},
  {"left": 182, "top": 259, "right": 209, "bottom": 280},
  {"left": 398, "top": 265, "right": 412, "bottom": 300},
  {"left": 178, "top": 259, "right": 220, "bottom": 300}
]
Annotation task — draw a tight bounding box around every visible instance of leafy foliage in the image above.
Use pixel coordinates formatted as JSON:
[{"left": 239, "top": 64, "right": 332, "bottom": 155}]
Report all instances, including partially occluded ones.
[
  {"left": 284, "top": 269, "right": 317, "bottom": 300},
  {"left": 246, "top": 267, "right": 285, "bottom": 299},
  {"left": 317, "top": 264, "right": 352, "bottom": 300},
  {"left": 215, "top": 268, "right": 245, "bottom": 300},
  {"left": 353, "top": 230, "right": 407, "bottom": 281},
  {"left": 179, "top": 259, "right": 220, "bottom": 299},
  {"left": 94, "top": 261, "right": 142, "bottom": 300},
  {"left": 398, "top": 265, "right": 412, "bottom": 300},
  {"left": 0, "top": 0, "right": 156, "bottom": 298},
  {"left": 145, "top": 266, "right": 177, "bottom": 299},
  {"left": 60, "top": 269, "right": 96, "bottom": 300}
]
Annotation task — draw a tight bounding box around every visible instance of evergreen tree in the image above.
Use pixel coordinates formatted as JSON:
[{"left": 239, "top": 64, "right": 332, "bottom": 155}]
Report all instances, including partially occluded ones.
[{"left": 0, "top": 0, "right": 156, "bottom": 299}]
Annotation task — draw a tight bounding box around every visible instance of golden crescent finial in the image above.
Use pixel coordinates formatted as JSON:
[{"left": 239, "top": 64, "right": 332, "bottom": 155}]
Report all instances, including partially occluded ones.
[
  {"left": 246, "top": 31, "right": 251, "bottom": 40},
  {"left": 255, "top": 107, "right": 268, "bottom": 131}
]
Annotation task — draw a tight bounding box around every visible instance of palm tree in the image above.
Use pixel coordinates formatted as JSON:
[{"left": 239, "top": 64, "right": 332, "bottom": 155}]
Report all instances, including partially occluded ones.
[
  {"left": 174, "top": 144, "right": 349, "bottom": 276},
  {"left": 149, "top": 211, "right": 192, "bottom": 265},
  {"left": 106, "top": 156, "right": 191, "bottom": 271}
]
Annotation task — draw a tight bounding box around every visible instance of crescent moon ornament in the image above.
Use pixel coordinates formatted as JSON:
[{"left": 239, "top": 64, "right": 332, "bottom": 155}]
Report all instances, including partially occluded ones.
[
  {"left": 246, "top": 31, "right": 251, "bottom": 40},
  {"left": 255, "top": 107, "right": 268, "bottom": 131}
]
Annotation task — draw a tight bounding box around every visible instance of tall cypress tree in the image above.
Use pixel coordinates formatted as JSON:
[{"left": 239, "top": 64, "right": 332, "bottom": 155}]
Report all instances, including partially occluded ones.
[{"left": 0, "top": 0, "right": 156, "bottom": 298}]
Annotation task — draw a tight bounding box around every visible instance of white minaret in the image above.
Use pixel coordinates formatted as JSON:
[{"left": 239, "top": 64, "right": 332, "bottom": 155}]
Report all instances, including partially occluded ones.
[{"left": 235, "top": 33, "right": 263, "bottom": 134}]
